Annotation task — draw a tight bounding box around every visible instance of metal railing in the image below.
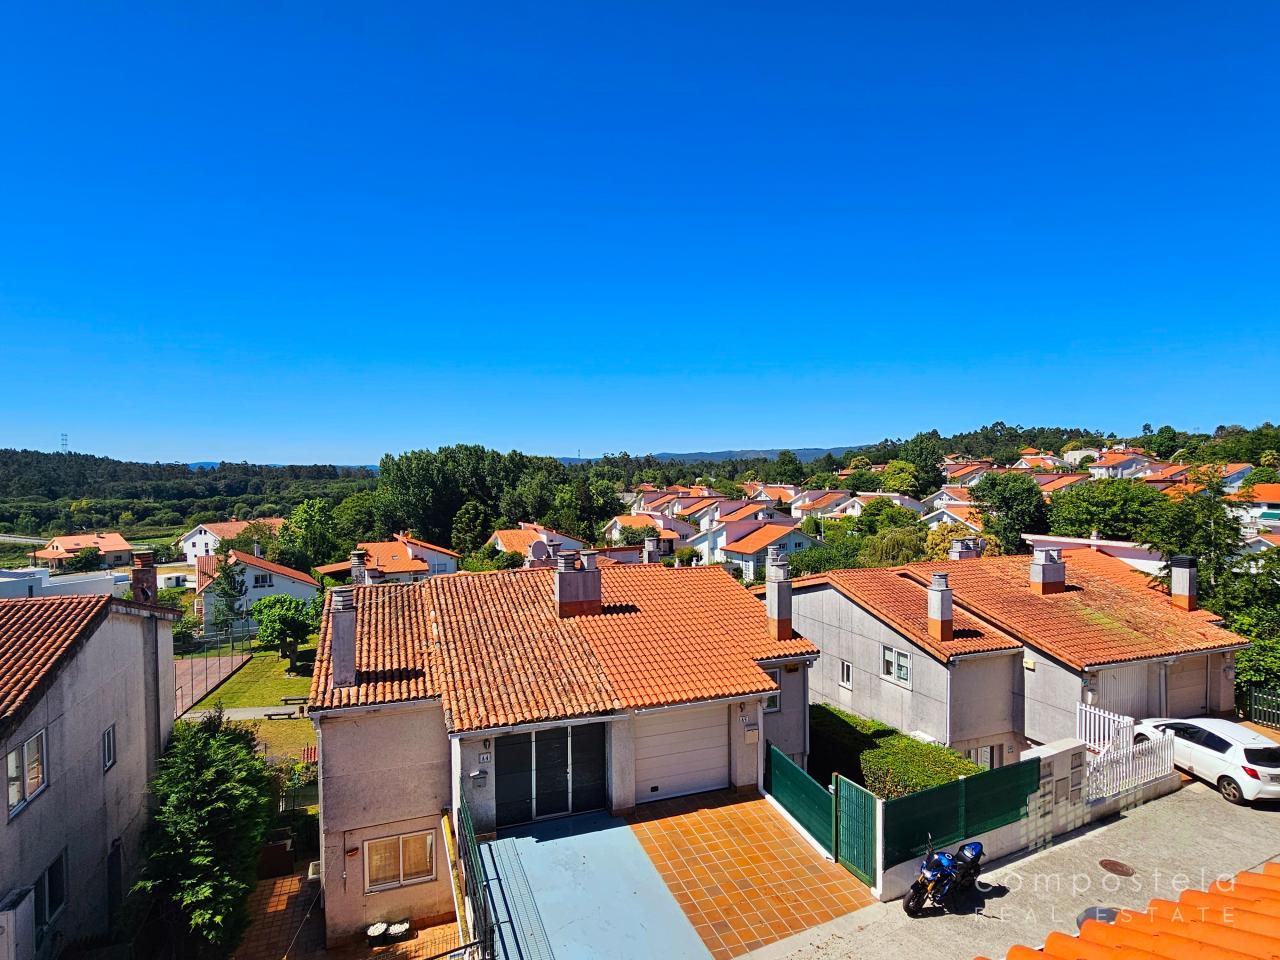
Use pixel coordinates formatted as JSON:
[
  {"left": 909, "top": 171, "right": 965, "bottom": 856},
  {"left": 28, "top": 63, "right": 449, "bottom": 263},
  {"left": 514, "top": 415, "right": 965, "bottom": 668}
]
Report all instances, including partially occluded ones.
[
  {"left": 1085, "top": 731, "right": 1175, "bottom": 802},
  {"left": 454, "top": 794, "right": 495, "bottom": 959},
  {"left": 172, "top": 630, "right": 254, "bottom": 717},
  {"left": 1248, "top": 688, "right": 1280, "bottom": 729}
]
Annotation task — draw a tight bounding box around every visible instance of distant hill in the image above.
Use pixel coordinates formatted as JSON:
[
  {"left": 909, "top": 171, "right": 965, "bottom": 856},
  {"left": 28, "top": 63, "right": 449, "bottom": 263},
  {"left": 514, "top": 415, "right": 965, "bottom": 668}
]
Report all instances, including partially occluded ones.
[{"left": 561, "top": 445, "right": 868, "bottom": 465}]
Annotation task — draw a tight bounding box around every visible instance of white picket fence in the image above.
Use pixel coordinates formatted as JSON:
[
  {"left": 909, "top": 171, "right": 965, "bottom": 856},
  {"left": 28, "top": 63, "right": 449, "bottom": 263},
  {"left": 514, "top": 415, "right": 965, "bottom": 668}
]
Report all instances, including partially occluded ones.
[
  {"left": 1085, "top": 732, "right": 1175, "bottom": 802},
  {"left": 1077, "top": 701, "right": 1133, "bottom": 754}
]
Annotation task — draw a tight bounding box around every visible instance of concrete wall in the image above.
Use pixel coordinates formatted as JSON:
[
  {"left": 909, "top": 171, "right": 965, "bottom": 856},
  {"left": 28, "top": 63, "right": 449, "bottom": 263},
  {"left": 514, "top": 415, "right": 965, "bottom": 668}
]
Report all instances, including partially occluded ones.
[
  {"left": 1021, "top": 649, "right": 1084, "bottom": 745},
  {"left": 316, "top": 702, "right": 455, "bottom": 944},
  {"left": 794, "top": 586, "right": 951, "bottom": 743},
  {"left": 761, "top": 660, "right": 809, "bottom": 764},
  {"left": 947, "top": 653, "right": 1024, "bottom": 761},
  {"left": 0, "top": 611, "right": 174, "bottom": 960}
]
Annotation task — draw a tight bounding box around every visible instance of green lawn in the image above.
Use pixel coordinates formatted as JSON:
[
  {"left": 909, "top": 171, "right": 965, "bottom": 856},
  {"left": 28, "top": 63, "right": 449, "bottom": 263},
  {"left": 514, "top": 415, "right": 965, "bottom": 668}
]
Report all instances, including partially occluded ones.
[
  {"left": 194, "top": 642, "right": 315, "bottom": 709},
  {"left": 252, "top": 718, "right": 316, "bottom": 761}
]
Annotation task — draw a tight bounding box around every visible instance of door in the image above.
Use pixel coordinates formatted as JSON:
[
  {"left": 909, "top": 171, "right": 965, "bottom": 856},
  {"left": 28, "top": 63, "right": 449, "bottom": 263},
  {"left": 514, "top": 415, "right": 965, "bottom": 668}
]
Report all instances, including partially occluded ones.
[
  {"left": 1097, "top": 664, "right": 1149, "bottom": 718},
  {"left": 1167, "top": 657, "right": 1209, "bottom": 716},
  {"left": 1191, "top": 730, "right": 1234, "bottom": 783},
  {"left": 494, "top": 725, "right": 608, "bottom": 828},
  {"left": 634, "top": 702, "right": 730, "bottom": 804},
  {"left": 1158, "top": 722, "right": 1199, "bottom": 771}
]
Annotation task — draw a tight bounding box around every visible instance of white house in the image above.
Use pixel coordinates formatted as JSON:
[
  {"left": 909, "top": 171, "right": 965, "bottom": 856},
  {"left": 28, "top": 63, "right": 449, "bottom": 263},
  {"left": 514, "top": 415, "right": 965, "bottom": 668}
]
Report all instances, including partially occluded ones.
[
  {"left": 838, "top": 491, "right": 926, "bottom": 517},
  {"left": 313, "top": 535, "right": 460, "bottom": 584},
  {"left": 721, "top": 523, "right": 818, "bottom": 580},
  {"left": 922, "top": 485, "right": 973, "bottom": 512},
  {"left": 922, "top": 504, "right": 984, "bottom": 533},
  {"left": 601, "top": 512, "right": 694, "bottom": 550},
  {"left": 1087, "top": 451, "right": 1156, "bottom": 479},
  {"left": 178, "top": 517, "right": 286, "bottom": 565},
  {"left": 1228, "top": 484, "right": 1280, "bottom": 531},
  {"left": 193, "top": 549, "right": 320, "bottom": 630},
  {"left": 488, "top": 523, "right": 587, "bottom": 558},
  {"left": 788, "top": 490, "right": 852, "bottom": 519}
]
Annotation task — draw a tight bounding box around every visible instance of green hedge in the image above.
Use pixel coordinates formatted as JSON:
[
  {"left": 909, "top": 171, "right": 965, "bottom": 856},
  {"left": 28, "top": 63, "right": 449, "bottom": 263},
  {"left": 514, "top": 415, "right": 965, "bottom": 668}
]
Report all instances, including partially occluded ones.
[{"left": 808, "top": 703, "right": 981, "bottom": 799}]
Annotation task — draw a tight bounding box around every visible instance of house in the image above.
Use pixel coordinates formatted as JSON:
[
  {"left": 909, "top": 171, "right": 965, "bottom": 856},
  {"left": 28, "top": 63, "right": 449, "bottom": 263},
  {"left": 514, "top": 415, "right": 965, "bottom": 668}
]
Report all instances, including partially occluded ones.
[
  {"left": 0, "top": 568, "right": 129, "bottom": 600},
  {"left": 306, "top": 552, "right": 817, "bottom": 945},
  {"left": 0, "top": 557, "right": 178, "bottom": 960},
  {"left": 944, "top": 462, "right": 994, "bottom": 486},
  {"left": 601, "top": 513, "right": 693, "bottom": 552},
  {"left": 177, "top": 517, "right": 286, "bottom": 565},
  {"left": 487, "top": 523, "right": 587, "bottom": 558},
  {"left": 921, "top": 503, "right": 984, "bottom": 532},
  {"left": 193, "top": 549, "right": 319, "bottom": 630},
  {"left": 1012, "top": 451, "right": 1069, "bottom": 471},
  {"left": 1062, "top": 447, "right": 1104, "bottom": 466},
  {"left": 921, "top": 485, "right": 973, "bottom": 512},
  {"left": 783, "top": 549, "right": 1247, "bottom": 768},
  {"left": 789, "top": 490, "right": 852, "bottom": 518},
  {"left": 838, "top": 491, "right": 926, "bottom": 517},
  {"left": 685, "top": 513, "right": 795, "bottom": 566},
  {"left": 1087, "top": 450, "right": 1156, "bottom": 479},
  {"left": 313, "top": 534, "right": 459, "bottom": 584},
  {"left": 1141, "top": 462, "right": 1254, "bottom": 494},
  {"left": 743, "top": 483, "right": 802, "bottom": 504},
  {"left": 717, "top": 501, "right": 783, "bottom": 524},
  {"left": 1032, "top": 472, "right": 1090, "bottom": 498},
  {"left": 29, "top": 533, "right": 133, "bottom": 571},
  {"left": 1228, "top": 483, "right": 1280, "bottom": 531},
  {"left": 720, "top": 523, "right": 819, "bottom": 580}
]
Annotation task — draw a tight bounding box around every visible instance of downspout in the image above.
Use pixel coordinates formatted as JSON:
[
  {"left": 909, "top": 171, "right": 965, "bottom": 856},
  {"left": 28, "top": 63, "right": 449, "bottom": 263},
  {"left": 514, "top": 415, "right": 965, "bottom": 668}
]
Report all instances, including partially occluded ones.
[{"left": 756, "top": 700, "right": 766, "bottom": 794}]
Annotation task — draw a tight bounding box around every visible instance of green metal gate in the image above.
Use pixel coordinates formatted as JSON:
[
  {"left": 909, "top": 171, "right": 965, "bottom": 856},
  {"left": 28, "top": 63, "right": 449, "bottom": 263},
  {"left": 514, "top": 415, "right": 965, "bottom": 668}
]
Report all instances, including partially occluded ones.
[
  {"left": 765, "top": 744, "right": 833, "bottom": 852},
  {"left": 1249, "top": 688, "right": 1280, "bottom": 729},
  {"left": 833, "top": 775, "right": 877, "bottom": 884}
]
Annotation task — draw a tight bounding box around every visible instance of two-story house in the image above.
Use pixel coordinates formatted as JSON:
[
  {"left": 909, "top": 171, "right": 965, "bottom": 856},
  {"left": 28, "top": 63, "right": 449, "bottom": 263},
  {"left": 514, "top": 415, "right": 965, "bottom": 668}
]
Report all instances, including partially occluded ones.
[
  {"left": 0, "top": 556, "right": 177, "bottom": 960},
  {"left": 193, "top": 549, "right": 319, "bottom": 630},
  {"left": 721, "top": 524, "right": 819, "bottom": 580},
  {"left": 177, "top": 518, "right": 286, "bottom": 565},
  {"left": 1228, "top": 483, "right": 1280, "bottom": 531},
  {"left": 306, "top": 551, "right": 817, "bottom": 946},
  {"left": 313, "top": 534, "right": 459, "bottom": 584},
  {"left": 29, "top": 533, "right": 133, "bottom": 572}
]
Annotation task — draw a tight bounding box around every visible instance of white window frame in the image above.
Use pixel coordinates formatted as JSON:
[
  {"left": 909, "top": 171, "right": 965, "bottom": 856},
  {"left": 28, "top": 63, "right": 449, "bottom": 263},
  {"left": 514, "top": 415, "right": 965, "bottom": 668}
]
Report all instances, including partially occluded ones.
[
  {"left": 253, "top": 573, "right": 274, "bottom": 589},
  {"left": 838, "top": 660, "right": 853, "bottom": 690},
  {"left": 102, "top": 724, "right": 117, "bottom": 772},
  {"left": 764, "top": 668, "right": 782, "bottom": 713},
  {"left": 6, "top": 729, "right": 48, "bottom": 817},
  {"left": 880, "top": 644, "right": 912, "bottom": 689},
  {"left": 363, "top": 830, "right": 436, "bottom": 893}
]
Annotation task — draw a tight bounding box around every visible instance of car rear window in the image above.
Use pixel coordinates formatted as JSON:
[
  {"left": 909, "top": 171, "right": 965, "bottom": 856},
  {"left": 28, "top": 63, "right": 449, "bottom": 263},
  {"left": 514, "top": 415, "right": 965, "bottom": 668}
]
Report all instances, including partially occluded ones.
[{"left": 1245, "top": 747, "right": 1280, "bottom": 767}]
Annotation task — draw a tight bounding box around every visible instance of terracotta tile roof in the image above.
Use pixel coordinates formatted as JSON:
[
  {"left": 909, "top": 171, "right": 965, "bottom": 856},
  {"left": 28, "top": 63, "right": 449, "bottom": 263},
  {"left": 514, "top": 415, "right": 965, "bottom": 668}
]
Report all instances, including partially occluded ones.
[
  {"left": 1035, "top": 473, "right": 1090, "bottom": 494},
  {"left": 309, "top": 565, "right": 818, "bottom": 730},
  {"left": 635, "top": 483, "right": 657, "bottom": 492},
  {"left": 1141, "top": 462, "right": 1190, "bottom": 483},
  {"left": 674, "top": 497, "right": 721, "bottom": 516},
  {"left": 948, "top": 464, "right": 988, "bottom": 481},
  {"left": 1231, "top": 483, "right": 1280, "bottom": 503},
  {"left": 1093, "top": 451, "right": 1149, "bottom": 467},
  {"left": 611, "top": 514, "right": 679, "bottom": 538},
  {"left": 935, "top": 485, "right": 973, "bottom": 503},
  {"left": 1017, "top": 456, "right": 1061, "bottom": 470},
  {"left": 981, "top": 864, "right": 1280, "bottom": 960},
  {"left": 31, "top": 531, "right": 132, "bottom": 560},
  {"left": 190, "top": 518, "right": 286, "bottom": 541},
  {"left": 313, "top": 536, "right": 458, "bottom": 577},
  {"left": 396, "top": 534, "right": 461, "bottom": 558},
  {"left": 929, "top": 504, "right": 984, "bottom": 530},
  {"left": 796, "top": 492, "right": 848, "bottom": 512},
  {"left": 195, "top": 549, "right": 319, "bottom": 593},
  {"left": 1162, "top": 481, "right": 1205, "bottom": 499},
  {"left": 1259, "top": 531, "right": 1280, "bottom": 547},
  {"left": 719, "top": 502, "right": 776, "bottom": 522},
  {"left": 488, "top": 524, "right": 574, "bottom": 556},
  {"left": 646, "top": 494, "right": 680, "bottom": 510},
  {"left": 761, "top": 486, "right": 799, "bottom": 503},
  {"left": 722, "top": 524, "right": 806, "bottom": 556}
]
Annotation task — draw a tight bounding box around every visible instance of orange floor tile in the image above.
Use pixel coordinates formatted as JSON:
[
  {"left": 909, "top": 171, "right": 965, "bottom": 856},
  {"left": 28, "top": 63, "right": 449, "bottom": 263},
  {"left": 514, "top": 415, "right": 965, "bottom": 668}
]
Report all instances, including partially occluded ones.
[{"left": 629, "top": 791, "right": 875, "bottom": 960}]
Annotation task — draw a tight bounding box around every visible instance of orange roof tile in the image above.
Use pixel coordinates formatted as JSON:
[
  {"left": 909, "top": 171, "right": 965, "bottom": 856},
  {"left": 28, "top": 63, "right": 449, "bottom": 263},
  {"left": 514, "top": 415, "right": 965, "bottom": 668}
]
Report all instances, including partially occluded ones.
[
  {"left": 1035, "top": 473, "right": 1090, "bottom": 494},
  {"left": 610, "top": 514, "right": 679, "bottom": 538},
  {"left": 719, "top": 502, "right": 776, "bottom": 522},
  {"left": 31, "top": 531, "right": 132, "bottom": 559},
  {"left": 309, "top": 565, "right": 818, "bottom": 730},
  {"left": 189, "top": 518, "right": 287, "bottom": 541},
  {"left": 722, "top": 524, "right": 806, "bottom": 556},
  {"left": 933, "top": 504, "right": 984, "bottom": 530},
  {"left": 489, "top": 524, "right": 577, "bottom": 556},
  {"left": 195, "top": 549, "right": 319, "bottom": 593},
  {"left": 1231, "top": 483, "right": 1280, "bottom": 503},
  {"left": 796, "top": 492, "right": 848, "bottom": 512},
  {"left": 674, "top": 497, "right": 721, "bottom": 516}
]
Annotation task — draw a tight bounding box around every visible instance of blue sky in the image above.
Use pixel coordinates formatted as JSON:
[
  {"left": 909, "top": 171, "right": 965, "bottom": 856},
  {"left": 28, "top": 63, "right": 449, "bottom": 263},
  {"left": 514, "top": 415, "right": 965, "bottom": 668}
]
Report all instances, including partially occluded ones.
[{"left": 2, "top": 2, "right": 1276, "bottom": 463}]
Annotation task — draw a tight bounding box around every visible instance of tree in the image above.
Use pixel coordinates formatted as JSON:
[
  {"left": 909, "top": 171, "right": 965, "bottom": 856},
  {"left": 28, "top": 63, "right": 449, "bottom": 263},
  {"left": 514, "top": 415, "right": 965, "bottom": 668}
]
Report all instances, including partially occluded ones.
[
  {"left": 1242, "top": 467, "right": 1280, "bottom": 489},
  {"left": 858, "top": 526, "right": 926, "bottom": 567},
  {"left": 971, "top": 472, "right": 1049, "bottom": 555},
  {"left": 767, "top": 450, "right": 805, "bottom": 485},
  {"left": 618, "top": 524, "right": 659, "bottom": 546},
  {"left": 1048, "top": 479, "right": 1166, "bottom": 542},
  {"left": 1261, "top": 450, "right": 1279, "bottom": 469},
  {"left": 787, "top": 541, "right": 862, "bottom": 576},
  {"left": 1215, "top": 549, "right": 1280, "bottom": 696},
  {"left": 851, "top": 498, "right": 923, "bottom": 536},
  {"left": 841, "top": 468, "right": 882, "bottom": 494},
  {"left": 925, "top": 522, "right": 996, "bottom": 561},
  {"left": 451, "top": 500, "right": 492, "bottom": 555},
  {"left": 1142, "top": 473, "right": 1244, "bottom": 595},
  {"left": 135, "top": 711, "right": 278, "bottom": 959},
  {"left": 333, "top": 490, "right": 382, "bottom": 546},
  {"left": 250, "top": 595, "right": 314, "bottom": 673},
  {"left": 64, "top": 546, "right": 102, "bottom": 572},
  {"left": 276, "top": 499, "right": 340, "bottom": 572},
  {"left": 207, "top": 558, "right": 246, "bottom": 631},
  {"left": 460, "top": 542, "right": 525, "bottom": 572},
  {"left": 898, "top": 431, "right": 946, "bottom": 497},
  {"left": 221, "top": 520, "right": 284, "bottom": 559},
  {"left": 878, "top": 460, "right": 920, "bottom": 498}
]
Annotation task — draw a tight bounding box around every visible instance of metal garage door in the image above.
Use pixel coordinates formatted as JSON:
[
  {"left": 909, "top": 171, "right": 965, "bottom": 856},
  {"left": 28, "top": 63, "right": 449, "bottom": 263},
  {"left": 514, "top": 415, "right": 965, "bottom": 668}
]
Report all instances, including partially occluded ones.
[
  {"left": 1097, "top": 664, "right": 1149, "bottom": 718},
  {"left": 634, "top": 702, "right": 730, "bottom": 804},
  {"left": 494, "top": 723, "right": 607, "bottom": 828},
  {"left": 1168, "top": 656, "right": 1209, "bottom": 717}
]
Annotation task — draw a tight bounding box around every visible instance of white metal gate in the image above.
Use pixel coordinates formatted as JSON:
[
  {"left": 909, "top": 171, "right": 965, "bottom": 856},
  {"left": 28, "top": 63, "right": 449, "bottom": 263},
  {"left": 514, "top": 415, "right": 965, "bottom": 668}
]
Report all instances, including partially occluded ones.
[{"left": 1096, "top": 664, "right": 1150, "bottom": 719}]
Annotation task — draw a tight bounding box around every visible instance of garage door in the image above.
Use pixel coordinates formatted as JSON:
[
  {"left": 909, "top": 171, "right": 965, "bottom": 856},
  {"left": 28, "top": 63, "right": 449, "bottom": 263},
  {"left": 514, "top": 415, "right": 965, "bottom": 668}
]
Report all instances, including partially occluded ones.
[
  {"left": 1097, "top": 664, "right": 1149, "bottom": 718},
  {"left": 1168, "top": 656, "right": 1209, "bottom": 717},
  {"left": 634, "top": 702, "right": 730, "bottom": 804},
  {"left": 494, "top": 724, "right": 607, "bottom": 828}
]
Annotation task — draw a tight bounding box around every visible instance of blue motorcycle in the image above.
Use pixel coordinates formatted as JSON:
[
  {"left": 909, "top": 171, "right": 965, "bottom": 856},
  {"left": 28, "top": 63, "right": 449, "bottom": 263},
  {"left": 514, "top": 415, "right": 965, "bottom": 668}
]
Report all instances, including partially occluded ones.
[{"left": 902, "top": 834, "right": 984, "bottom": 917}]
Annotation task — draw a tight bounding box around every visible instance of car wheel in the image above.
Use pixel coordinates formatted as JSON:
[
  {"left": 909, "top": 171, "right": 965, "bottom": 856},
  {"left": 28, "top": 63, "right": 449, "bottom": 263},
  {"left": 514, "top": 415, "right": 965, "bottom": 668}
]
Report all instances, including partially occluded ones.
[
  {"left": 1134, "top": 734, "right": 1149, "bottom": 745},
  {"left": 1219, "top": 776, "right": 1247, "bottom": 805}
]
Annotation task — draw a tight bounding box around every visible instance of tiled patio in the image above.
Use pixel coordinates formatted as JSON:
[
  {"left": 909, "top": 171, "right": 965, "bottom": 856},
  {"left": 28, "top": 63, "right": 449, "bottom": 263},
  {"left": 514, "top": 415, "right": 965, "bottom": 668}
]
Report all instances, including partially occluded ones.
[
  {"left": 233, "top": 872, "right": 460, "bottom": 960},
  {"left": 629, "top": 791, "right": 875, "bottom": 960}
]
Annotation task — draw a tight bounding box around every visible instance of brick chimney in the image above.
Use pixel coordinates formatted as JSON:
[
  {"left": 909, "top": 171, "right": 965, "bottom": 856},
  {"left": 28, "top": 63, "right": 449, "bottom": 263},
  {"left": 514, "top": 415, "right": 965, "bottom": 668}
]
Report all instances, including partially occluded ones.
[
  {"left": 642, "top": 535, "right": 661, "bottom": 564},
  {"left": 927, "top": 572, "right": 953, "bottom": 643},
  {"left": 1030, "top": 547, "right": 1066, "bottom": 595},
  {"left": 555, "top": 551, "right": 601, "bottom": 618},
  {"left": 131, "top": 550, "right": 157, "bottom": 604},
  {"left": 1170, "top": 555, "right": 1197, "bottom": 612},
  {"left": 765, "top": 545, "right": 792, "bottom": 642},
  {"left": 330, "top": 585, "right": 357, "bottom": 688},
  {"left": 350, "top": 549, "right": 368, "bottom": 586},
  {"left": 947, "top": 538, "right": 982, "bottom": 560}
]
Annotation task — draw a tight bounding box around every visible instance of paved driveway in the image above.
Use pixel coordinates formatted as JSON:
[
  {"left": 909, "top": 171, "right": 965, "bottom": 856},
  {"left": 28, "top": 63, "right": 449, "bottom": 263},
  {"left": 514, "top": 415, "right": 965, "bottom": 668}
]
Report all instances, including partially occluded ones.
[{"left": 748, "top": 781, "right": 1280, "bottom": 960}]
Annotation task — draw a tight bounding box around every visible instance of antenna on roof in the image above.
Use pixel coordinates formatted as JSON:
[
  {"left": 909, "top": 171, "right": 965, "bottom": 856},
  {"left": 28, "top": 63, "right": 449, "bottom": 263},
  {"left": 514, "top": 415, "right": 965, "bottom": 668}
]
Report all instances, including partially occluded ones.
[{"left": 60, "top": 432, "right": 68, "bottom": 453}]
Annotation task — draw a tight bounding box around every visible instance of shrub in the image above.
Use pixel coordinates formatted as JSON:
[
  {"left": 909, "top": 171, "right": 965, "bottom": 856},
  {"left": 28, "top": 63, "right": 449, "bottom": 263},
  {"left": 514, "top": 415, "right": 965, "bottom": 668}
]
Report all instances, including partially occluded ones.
[{"left": 807, "top": 703, "right": 980, "bottom": 799}]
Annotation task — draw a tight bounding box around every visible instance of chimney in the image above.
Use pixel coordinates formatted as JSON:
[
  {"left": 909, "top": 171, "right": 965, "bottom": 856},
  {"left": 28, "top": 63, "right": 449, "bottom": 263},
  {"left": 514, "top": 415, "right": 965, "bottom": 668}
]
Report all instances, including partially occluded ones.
[
  {"left": 555, "top": 550, "right": 601, "bottom": 618},
  {"left": 947, "top": 538, "right": 982, "bottom": 561},
  {"left": 765, "top": 545, "right": 792, "bottom": 642},
  {"left": 642, "top": 535, "right": 661, "bottom": 564},
  {"left": 928, "top": 572, "right": 953, "bottom": 643},
  {"left": 1030, "top": 547, "right": 1066, "bottom": 595},
  {"left": 330, "top": 585, "right": 357, "bottom": 688},
  {"left": 131, "top": 550, "right": 157, "bottom": 604},
  {"left": 252, "top": 538, "right": 263, "bottom": 559},
  {"left": 1170, "top": 555, "right": 1197, "bottom": 612},
  {"left": 350, "top": 548, "right": 368, "bottom": 586}
]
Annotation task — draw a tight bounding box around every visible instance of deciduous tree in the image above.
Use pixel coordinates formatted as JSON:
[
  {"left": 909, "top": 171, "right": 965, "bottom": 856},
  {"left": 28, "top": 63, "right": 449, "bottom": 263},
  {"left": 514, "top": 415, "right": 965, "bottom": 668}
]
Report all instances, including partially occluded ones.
[
  {"left": 1048, "top": 478, "right": 1165, "bottom": 542},
  {"left": 971, "top": 472, "right": 1049, "bottom": 555}
]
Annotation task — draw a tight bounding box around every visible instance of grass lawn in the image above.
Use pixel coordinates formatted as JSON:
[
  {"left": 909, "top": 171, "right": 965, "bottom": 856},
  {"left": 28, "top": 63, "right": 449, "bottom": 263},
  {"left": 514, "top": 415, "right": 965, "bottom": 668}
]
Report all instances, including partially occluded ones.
[
  {"left": 0, "top": 542, "right": 33, "bottom": 569},
  {"left": 251, "top": 718, "right": 316, "bottom": 761},
  {"left": 194, "top": 641, "right": 316, "bottom": 709}
]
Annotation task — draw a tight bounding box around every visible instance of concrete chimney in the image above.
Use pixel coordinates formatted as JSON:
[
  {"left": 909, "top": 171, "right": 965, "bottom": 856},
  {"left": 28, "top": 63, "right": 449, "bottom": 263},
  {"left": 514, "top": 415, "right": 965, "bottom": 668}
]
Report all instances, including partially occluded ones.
[
  {"left": 350, "top": 548, "right": 368, "bottom": 586},
  {"left": 927, "top": 572, "right": 953, "bottom": 643},
  {"left": 765, "top": 545, "right": 792, "bottom": 642},
  {"left": 1170, "top": 555, "right": 1198, "bottom": 612},
  {"left": 642, "top": 535, "right": 661, "bottom": 564},
  {"left": 556, "top": 550, "right": 601, "bottom": 618},
  {"left": 1030, "top": 547, "right": 1066, "bottom": 595},
  {"left": 131, "top": 550, "right": 157, "bottom": 604},
  {"left": 252, "top": 538, "right": 263, "bottom": 559},
  {"left": 947, "top": 538, "right": 982, "bottom": 561},
  {"left": 330, "top": 585, "right": 357, "bottom": 688}
]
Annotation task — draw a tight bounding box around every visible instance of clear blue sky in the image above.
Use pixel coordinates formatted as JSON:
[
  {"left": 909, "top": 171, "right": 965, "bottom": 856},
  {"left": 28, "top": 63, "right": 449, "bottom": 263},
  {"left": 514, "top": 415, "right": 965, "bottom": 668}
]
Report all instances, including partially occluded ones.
[{"left": 2, "top": 3, "right": 1276, "bottom": 464}]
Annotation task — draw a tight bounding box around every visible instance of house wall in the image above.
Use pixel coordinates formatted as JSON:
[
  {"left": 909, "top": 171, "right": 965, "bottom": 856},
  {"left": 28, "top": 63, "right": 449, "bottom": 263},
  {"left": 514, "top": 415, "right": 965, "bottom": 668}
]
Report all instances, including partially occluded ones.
[
  {"left": 181, "top": 529, "right": 221, "bottom": 565},
  {"left": 761, "top": 661, "right": 809, "bottom": 765},
  {"left": 793, "top": 587, "right": 951, "bottom": 744},
  {"left": 201, "top": 565, "right": 319, "bottom": 629},
  {"left": 316, "top": 702, "right": 454, "bottom": 945},
  {"left": 1022, "top": 650, "right": 1083, "bottom": 745},
  {"left": 947, "top": 653, "right": 1024, "bottom": 761},
  {"left": 0, "top": 612, "right": 174, "bottom": 960}
]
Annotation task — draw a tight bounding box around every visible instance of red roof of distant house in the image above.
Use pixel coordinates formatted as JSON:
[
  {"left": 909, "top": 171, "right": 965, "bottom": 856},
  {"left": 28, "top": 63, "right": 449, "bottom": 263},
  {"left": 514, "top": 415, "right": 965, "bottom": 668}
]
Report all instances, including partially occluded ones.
[
  {"left": 488, "top": 524, "right": 577, "bottom": 556},
  {"left": 722, "top": 524, "right": 805, "bottom": 556},
  {"left": 313, "top": 535, "right": 460, "bottom": 577},
  {"left": 796, "top": 492, "right": 848, "bottom": 512},
  {"left": 947, "top": 464, "right": 989, "bottom": 481},
  {"left": 634, "top": 483, "right": 657, "bottom": 492},
  {"left": 718, "top": 502, "right": 776, "bottom": 523},
  {"left": 1230, "top": 483, "right": 1280, "bottom": 503},
  {"left": 31, "top": 531, "right": 132, "bottom": 560},
  {"left": 308, "top": 564, "right": 818, "bottom": 729},
  {"left": 1035, "top": 473, "right": 1089, "bottom": 495},
  {"left": 674, "top": 497, "right": 721, "bottom": 516},
  {"left": 609, "top": 515, "right": 679, "bottom": 538},
  {"left": 190, "top": 518, "right": 286, "bottom": 540},
  {"left": 931, "top": 504, "right": 984, "bottom": 530},
  {"left": 195, "top": 550, "right": 319, "bottom": 593},
  {"left": 1141, "top": 463, "right": 1190, "bottom": 483},
  {"left": 934, "top": 485, "right": 973, "bottom": 503}
]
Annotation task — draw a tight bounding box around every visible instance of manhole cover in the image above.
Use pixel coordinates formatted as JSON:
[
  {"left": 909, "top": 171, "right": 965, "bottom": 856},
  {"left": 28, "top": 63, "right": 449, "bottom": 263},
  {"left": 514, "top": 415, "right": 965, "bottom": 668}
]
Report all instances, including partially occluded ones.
[{"left": 1099, "top": 859, "right": 1135, "bottom": 877}]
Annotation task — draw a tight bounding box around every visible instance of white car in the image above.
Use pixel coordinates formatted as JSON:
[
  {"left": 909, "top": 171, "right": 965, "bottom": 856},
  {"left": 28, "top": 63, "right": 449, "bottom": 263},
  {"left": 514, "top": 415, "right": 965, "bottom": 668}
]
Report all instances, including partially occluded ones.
[{"left": 1133, "top": 717, "right": 1280, "bottom": 804}]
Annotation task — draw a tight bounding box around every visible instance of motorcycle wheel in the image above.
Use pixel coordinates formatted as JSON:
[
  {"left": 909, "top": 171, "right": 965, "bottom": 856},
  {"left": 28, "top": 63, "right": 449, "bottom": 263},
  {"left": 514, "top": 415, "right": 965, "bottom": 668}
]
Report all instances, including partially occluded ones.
[{"left": 903, "top": 886, "right": 927, "bottom": 917}]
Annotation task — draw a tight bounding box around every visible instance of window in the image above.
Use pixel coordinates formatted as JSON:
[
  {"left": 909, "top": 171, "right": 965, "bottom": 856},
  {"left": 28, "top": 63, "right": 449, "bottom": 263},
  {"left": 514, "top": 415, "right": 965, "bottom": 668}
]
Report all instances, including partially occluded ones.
[
  {"left": 764, "top": 668, "right": 782, "bottom": 712},
  {"left": 6, "top": 730, "right": 47, "bottom": 815},
  {"left": 880, "top": 645, "right": 911, "bottom": 688},
  {"left": 365, "top": 831, "right": 435, "bottom": 891},
  {"left": 34, "top": 850, "right": 67, "bottom": 942},
  {"left": 839, "top": 660, "right": 853, "bottom": 690},
  {"left": 102, "top": 724, "right": 117, "bottom": 772},
  {"left": 253, "top": 573, "right": 273, "bottom": 589}
]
